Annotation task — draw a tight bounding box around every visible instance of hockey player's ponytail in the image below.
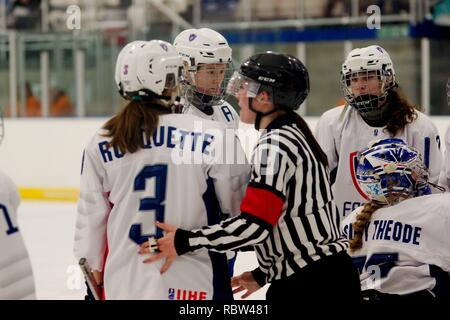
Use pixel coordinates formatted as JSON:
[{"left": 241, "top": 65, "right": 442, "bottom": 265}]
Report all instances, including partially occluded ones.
[
  {"left": 384, "top": 85, "right": 419, "bottom": 136},
  {"left": 102, "top": 99, "right": 169, "bottom": 154},
  {"left": 349, "top": 201, "right": 381, "bottom": 252}
]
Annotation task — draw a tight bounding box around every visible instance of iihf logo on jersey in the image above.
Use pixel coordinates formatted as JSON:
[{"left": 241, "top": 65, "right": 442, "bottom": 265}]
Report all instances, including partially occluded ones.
[
  {"left": 168, "top": 288, "right": 207, "bottom": 300},
  {"left": 160, "top": 43, "right": 168, "bottom": 52},
  {"left": 168, "top": 288, "right": 175, "bottom": 300}
]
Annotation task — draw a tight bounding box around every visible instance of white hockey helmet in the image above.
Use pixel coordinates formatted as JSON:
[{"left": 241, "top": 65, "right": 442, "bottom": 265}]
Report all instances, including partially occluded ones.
[
  {"left": 115, "top": 40, "right": 147, "bottom": 99},
  {"left": 341, "top": 45, "right": 396, "bottom": 117},
  {"left": 117, "top": 40, "right": 182, "bottom": 100},
  {"left": 173, "top": 28, "right": 233, "bottom": 108}
]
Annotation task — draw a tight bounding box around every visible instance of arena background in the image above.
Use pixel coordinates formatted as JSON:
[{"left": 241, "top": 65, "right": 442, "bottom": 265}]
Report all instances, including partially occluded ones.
[{"left": 0, "top": 0, "right": 449, "bottom": 300}]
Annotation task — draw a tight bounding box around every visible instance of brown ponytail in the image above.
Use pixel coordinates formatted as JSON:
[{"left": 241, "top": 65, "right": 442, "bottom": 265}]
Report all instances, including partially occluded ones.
[
  {"left": 102, "top": 100, "right": 167, "bottom": 154},
  {"left": 384, "top": 85, "right": 419, "bottom": 137},
  {"left": 349, "top": 201, "right": 381, "bottom": 252},
  {"left": 288, "top": 110, "right": 329, "bottom": 167}
]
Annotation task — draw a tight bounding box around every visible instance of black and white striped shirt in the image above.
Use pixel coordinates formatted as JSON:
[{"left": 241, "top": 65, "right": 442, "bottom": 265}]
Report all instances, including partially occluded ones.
[{"left": 175, "top": 114, "right": 348, "bottom": 283}]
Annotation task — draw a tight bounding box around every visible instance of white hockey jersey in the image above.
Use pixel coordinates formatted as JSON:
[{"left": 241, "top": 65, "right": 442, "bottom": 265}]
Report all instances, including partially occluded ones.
[
  {"left": 73, "top": 113, "right": 249, "bottom": 300},
  {"left": 439, "top": 125, "right": 450, "bottom": 190},
  {"left": 342, "top": 193, "right": 450, "bottom": 296},
  {"left": 180, "top": 99, "right": 240, "bottom": 129},
  {"left": 315, "top": 106, "right": 443, "bottom": 218},
  {"left": 0, "top": 170, "right": 35, "bottom": 299}
]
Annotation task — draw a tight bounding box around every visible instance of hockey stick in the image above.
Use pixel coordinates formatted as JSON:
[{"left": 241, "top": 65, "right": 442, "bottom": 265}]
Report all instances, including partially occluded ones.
[{"left": 79, "top": 258, "right": 102, "bottom": 300}]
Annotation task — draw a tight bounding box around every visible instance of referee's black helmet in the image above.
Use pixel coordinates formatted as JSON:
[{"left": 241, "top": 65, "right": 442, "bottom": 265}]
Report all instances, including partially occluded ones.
[{"left": 239, "top": 51, "right": 310, "bottom": 110}]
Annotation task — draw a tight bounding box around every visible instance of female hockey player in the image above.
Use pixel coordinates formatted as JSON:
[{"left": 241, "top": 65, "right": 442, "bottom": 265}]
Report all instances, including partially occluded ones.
[
  {"left": 73, "top": 40, "right": 249, "bottom": 300},
  {"left": 140, "top": 52, "right": 362, "bottom": 305},
  {"left": 315, "top": 45, "right": 443, "bottom": 218},
  {"left": 342, "top": 138, "right": 450, "bottom": 301},
  {"left": 0, "top": 107, "right": 36, "bottom": 299},
  {"left": 173, "top": 28, "right": 239, "bottom": 129}
]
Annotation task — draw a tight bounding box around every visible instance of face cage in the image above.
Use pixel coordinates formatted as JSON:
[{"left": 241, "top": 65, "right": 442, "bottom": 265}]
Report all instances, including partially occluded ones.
[
  {"left": 341, "top": 69, "right": 394, "bottom": 114},
  {"left": 180, "top": 62, "right": 233, "bottom": 107}
]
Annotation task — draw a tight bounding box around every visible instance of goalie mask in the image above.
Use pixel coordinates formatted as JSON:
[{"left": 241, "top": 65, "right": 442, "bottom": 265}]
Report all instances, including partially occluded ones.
[
  {"left": 355, "top": 138, "right": 430, "bottom": 206},
  {"left": 116, "top": 40, "right": 182, "bottom": 102},
  {"left": 341, "top": 45, "right": 396, "bottom": 120},
  {"left": 173, "top": 28, "right": 233, "bottom": 109}
]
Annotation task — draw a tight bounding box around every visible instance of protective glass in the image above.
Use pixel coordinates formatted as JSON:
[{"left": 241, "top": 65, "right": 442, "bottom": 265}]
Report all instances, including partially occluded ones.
[{"left": 226, "top": 71, "right": 261, "bottom": 98}]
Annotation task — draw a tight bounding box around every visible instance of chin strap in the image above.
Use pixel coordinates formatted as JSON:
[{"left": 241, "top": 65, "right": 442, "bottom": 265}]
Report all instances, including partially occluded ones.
[{"left": 249, "top": 98, "right": 278, "bottom": 130}]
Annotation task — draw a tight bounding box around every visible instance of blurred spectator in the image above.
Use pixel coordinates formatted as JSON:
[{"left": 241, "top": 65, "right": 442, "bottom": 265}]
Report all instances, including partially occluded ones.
[
  {"left": 202, "top": 0, "right": 238, "bottom": 21},
  {"left": 24, "top": 82, "right": 41, "bottom": 117},
  {"left": 323, "top": 0, "right": 350, "bottom": 17},
  {"left": 50, "top": 88, "right": 73, "bottom": 117},
  {"left": 6, "top": 0, "right": 41, "bottom": 30}
]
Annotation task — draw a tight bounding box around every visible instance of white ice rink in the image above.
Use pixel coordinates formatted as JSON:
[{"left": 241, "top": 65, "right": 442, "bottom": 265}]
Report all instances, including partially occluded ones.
[{"left": 17, "top": 201, "right": 268, "bottom": 300}]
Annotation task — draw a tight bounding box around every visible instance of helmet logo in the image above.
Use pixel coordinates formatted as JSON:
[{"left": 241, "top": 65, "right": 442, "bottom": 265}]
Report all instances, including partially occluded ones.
[
  {"left": 258, "top": 76, "right": 276, "bottom": 83},
  {"left": 123, "top": 64, "right": 129, "bottom": 75},
  {"left": 188, "top": 34, "right": 197, "bottom": 42},
  {"left": 160, "top": 43, "right": 168, "bottom": 52},
  {"left": 376, "top": 46, "right": 384, "bottom": 53}
]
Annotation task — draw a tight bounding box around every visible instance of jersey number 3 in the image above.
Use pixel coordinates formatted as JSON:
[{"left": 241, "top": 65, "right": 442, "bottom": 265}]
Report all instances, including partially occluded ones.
[
  {"left": 129, "top": 164, "right": 167, "bottom": 244},
  {"left": 1, "top": 204, "right": 19, "bottom": 236}
]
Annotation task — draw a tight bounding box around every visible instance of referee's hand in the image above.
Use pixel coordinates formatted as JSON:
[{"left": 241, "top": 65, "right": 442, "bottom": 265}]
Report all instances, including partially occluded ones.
[
  {"left": 139, "top": 221, "right": 178, "bottom": 274},
  {"left": 231, "top": 271, "right": 261, "bottom": 299}
]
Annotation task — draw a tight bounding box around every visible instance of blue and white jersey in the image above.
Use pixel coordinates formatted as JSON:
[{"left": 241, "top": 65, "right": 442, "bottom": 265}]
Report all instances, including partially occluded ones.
[
  {"left": 315, "top": 105, "right": 443, "bottom": 218},
  {"left": 181, "top": 99, "right": 240, "bottom": 130},
  {"left": 73, "top": 113, "right": 249, "bottom": 300},
  {"left": 342, "top": 193, "right": 450, "bottom": 296},
  {"left": 0, "top": 170, "right": 35, "bottom": 299}
]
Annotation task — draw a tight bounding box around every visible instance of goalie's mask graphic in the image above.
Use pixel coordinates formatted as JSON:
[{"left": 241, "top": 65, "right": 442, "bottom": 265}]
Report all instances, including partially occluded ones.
[{"left": 355, "top": 138, "right": 430, "bottom": 206}]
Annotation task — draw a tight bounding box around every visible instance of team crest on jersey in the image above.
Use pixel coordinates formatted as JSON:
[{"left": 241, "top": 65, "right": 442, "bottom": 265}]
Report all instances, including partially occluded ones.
[
  {"left": 349, "top": 151, "right": 370, "bottom": 201},
  {"left": 160, "top": 43, "right": 168, "bottom": 52}
]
